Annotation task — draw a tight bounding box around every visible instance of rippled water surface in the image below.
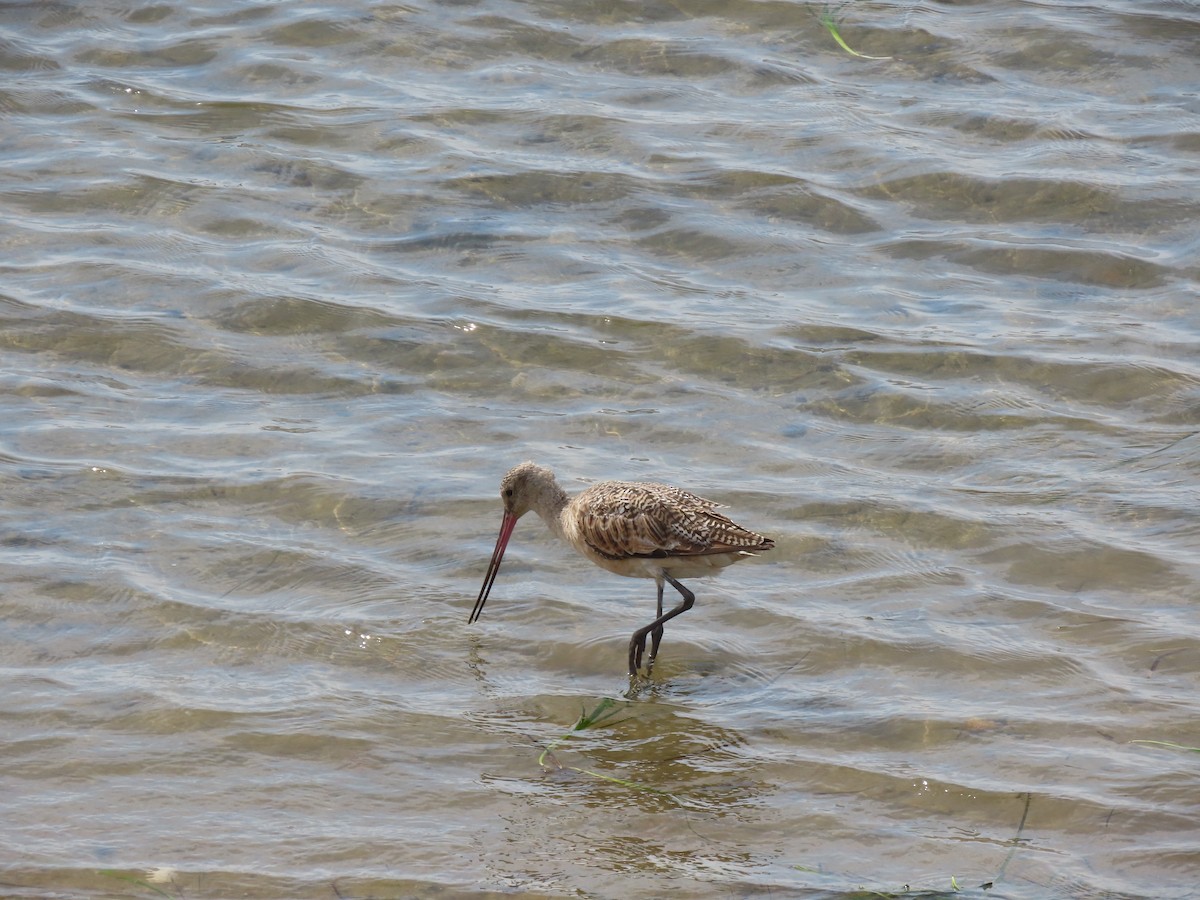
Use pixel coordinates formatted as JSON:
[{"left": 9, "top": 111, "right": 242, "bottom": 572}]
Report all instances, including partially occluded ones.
[{"left": 3, "top": 0, "right": 1200, "bottom": 897}]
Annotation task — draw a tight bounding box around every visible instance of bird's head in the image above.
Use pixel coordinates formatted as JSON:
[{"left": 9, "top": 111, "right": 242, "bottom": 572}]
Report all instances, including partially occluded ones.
[
  {"left": 498, "top": 460, "right": 556, "bottom": 519},
  {"left": 469, "top": 461, "right": 561, "bottom": 625}
]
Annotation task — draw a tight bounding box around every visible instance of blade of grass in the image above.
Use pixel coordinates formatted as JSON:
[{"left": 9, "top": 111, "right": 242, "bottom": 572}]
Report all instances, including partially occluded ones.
[
  {"left": 535, "top": 698, "right": 685, "bottom": 804},
  {"left": 819, "top": 3, "right": 892, "bottom": 60},
  {"left": 537, "top": 697, "right": 627, "bottom": 767},
  {"left": 1130, "top": 739, "right": 1200, "bottom": 754},
  {"left": 98, "top": 870, "right": 176, "bottom": 899}
]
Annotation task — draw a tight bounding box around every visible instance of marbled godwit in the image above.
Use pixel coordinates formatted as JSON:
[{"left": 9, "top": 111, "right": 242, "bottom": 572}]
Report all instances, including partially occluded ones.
[{"left": 469, "top": 461, "right": 775, "bottom": 677}]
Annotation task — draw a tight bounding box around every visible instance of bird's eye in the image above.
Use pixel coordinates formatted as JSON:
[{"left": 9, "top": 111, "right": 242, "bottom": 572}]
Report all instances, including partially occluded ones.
[{"left": 504, "top": 488, "right": 513, "bottom": 498}]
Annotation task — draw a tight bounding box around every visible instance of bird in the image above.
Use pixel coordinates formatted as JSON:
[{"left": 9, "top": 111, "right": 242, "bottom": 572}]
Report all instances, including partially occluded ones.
[{"left": 469, "top": 461, "right": 775, "bottom": 677}]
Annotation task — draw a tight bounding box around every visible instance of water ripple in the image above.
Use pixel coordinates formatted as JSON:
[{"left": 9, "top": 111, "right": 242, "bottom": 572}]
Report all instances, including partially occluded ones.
[{"left": 2, "top": 0, "right": 1199, "bottom": 897}]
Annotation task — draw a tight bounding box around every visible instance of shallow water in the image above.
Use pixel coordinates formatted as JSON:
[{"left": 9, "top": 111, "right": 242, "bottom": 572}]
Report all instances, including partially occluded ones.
[{"left": 2, "top": 0, "right": 1199, "bottom": 897}]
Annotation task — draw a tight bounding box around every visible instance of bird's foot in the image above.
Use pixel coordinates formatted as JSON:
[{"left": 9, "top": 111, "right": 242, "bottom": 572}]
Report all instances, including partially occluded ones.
[{"left": 628, "top": 635, "right": 649, "bottom": 677}]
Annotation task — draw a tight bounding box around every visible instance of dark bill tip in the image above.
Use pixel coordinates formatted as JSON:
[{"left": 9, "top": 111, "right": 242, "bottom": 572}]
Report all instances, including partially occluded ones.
[{"left": 468, "top": 512, "right": 517, "bottom": 624}]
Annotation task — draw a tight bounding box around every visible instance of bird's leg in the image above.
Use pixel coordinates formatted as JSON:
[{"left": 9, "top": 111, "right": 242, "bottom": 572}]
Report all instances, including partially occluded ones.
[
  {"left": 628, "top": 573, "right": 694, "bottom": 677},
  {"left": 647, "top": 579, "right": 666, "bottom": 672},
  {"left": 630, "top": 578, "right": 666, "bottom": 674},
  {"left": 629, "top": 630, "right": 645, "bottom": 676}
]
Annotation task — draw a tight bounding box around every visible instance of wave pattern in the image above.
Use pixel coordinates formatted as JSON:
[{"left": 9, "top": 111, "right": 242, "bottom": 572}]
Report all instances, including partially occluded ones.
[{"left": 1, "top": 0, "right": 1198, "bottom": 897}]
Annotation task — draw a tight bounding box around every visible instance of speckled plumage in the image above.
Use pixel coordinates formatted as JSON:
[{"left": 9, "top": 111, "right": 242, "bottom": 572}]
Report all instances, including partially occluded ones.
[
  {"left": 470, "top": 461, "right": 775, "bottom": 677},
  {"left": 570, "top": 479, "right": 774, "bottom": 562}
]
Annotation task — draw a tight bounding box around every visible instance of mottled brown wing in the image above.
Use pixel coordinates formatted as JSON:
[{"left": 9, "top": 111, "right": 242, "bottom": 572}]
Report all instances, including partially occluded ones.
[{"left": 576, "top": 481, "right": 773, "bottom": 561}]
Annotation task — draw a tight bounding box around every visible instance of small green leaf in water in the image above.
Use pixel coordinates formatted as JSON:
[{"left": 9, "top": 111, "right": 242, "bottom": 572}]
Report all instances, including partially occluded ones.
[{"left": 819, "top": 3, "right": 892, "bottom": 61}]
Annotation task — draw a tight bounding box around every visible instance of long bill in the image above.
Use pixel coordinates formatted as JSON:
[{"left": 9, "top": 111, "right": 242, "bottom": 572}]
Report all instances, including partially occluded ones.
[{"left": 469, "top": 511, "right": 517, "bottom": 624}]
